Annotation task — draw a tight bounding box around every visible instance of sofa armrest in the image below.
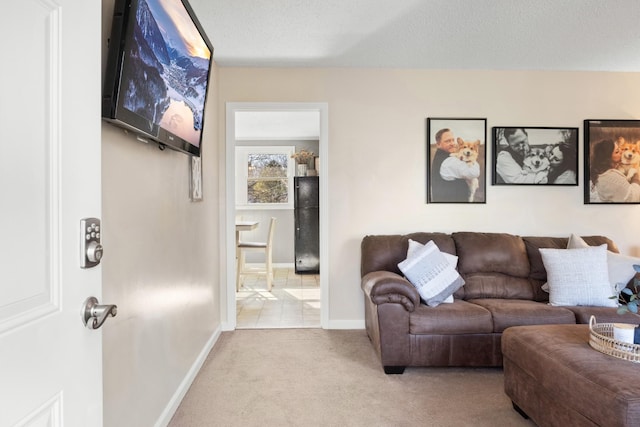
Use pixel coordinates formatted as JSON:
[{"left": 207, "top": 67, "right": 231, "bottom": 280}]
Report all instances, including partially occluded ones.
[{"left": 361, "top": 271, "right": 420, "bottom": 312}]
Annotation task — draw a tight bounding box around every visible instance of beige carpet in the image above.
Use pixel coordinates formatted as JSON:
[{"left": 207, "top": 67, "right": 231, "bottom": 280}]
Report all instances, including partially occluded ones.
[{"left": 168, "top": 329, "right": 536, "bottom": 427}]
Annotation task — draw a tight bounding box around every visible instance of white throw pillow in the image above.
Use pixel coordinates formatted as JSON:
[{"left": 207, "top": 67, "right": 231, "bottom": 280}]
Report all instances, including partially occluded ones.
[
  {"left": 399, "top": 240, "right": 464, "bottom": 307},
  {"left": 540, "top": 244, "right": 617, "bottom": 307},
  {"left": 406, "top": 238, "right": 424, "bottom": 259},
  {"left": 541, "top": 234, "right": 640, "bottom": 294},
  {"left": 568, "top": 234, "right": 639, "bottom": 292},
  {"left": 407, "top": 239, "right": 456, "bottom": 303}
]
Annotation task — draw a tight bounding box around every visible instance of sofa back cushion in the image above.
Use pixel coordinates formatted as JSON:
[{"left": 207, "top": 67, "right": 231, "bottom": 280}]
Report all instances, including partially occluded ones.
[
  {"left": 360, "top": 232, "right": 455, "bottom": 277},
  {"left": 453, "top": 232, "right": 533, "bottom": 300},
  {"left": 523, "top": 235, "right": 619, "bottom": 301},
  {"left": 523, "top": 235, "right": 619, "bottom": 280},
  {"left": 361, "top": 231, "right": 620, "bottom": 302}
]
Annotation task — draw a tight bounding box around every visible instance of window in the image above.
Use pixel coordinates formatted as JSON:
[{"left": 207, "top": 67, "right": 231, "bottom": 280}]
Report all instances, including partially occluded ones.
[{"left": 235, "top": 146, "right": 295, "bottom": 209}]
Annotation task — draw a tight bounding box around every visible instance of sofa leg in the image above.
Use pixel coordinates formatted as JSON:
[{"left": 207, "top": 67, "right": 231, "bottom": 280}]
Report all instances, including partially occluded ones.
[
  {"left": 512, "top": 402, "right": 529, "bottom": 419},
  {"left": 383, "top": 366, "right": 406, "bottom": 375}
]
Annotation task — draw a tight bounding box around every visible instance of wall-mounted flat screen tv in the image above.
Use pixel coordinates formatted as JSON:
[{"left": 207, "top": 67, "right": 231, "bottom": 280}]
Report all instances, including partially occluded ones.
[{"left": 102, "top": 0, "right": 213, "bottom": 157}]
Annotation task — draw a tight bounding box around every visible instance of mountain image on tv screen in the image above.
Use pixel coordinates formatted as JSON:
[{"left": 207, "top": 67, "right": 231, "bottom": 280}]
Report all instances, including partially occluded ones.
[{"left": 121, "top": 0, "right": 211, "bottom": 147}]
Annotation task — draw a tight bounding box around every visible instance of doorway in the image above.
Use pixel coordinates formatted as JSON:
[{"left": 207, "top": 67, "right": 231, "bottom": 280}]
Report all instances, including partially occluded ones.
[{"left": 224, "top": 103, "right": 328, "bottom": 330}]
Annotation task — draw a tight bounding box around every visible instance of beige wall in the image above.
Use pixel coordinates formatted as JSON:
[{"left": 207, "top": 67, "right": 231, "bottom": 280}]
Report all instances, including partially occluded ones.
[
  {"left": 101, "top": 1, "right": 220, "bottom": 426},
  {"left": 218, "top": 68, "right": 640, "bottom": 325}
]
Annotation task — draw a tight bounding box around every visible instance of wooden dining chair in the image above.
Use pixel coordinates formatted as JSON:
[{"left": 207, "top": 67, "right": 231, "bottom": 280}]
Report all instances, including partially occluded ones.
[{"left": 237, "top": 217, "right": 276, "bottom": 291}]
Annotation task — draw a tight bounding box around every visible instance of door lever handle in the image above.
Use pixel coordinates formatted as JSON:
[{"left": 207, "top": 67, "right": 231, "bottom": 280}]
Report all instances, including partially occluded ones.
[{"left": 82, "top": 296, "right": 117, "bottom": 329}]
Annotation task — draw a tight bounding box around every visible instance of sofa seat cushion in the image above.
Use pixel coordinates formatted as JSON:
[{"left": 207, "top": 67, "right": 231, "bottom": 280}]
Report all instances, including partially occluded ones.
[
  {"left": 565, "top": 306, "right": 640, "bottom": 325},
  {"left": 409, "top": 300, "right": 493, "bottom": 335},
  {"left": 468, "top": 298, "right": 576, "bottom": 333}
]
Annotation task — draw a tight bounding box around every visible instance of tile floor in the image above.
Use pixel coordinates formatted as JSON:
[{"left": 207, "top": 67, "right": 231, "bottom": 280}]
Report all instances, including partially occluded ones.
[{"left": 236, "top": 267, "right": 321, "bottom": 329}]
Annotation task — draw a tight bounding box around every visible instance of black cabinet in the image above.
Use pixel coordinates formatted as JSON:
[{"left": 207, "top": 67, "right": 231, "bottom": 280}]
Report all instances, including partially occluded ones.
[{"left": 294, "top": 176, "right": 319, "bottom": 274}]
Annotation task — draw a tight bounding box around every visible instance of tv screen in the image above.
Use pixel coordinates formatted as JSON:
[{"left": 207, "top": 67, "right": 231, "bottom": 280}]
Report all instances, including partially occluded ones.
[{"left": 103, "top": 0, "right": 213, "bottom": 157}]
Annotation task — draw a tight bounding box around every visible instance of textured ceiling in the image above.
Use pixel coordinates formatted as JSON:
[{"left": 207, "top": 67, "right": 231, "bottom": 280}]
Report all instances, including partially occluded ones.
[{"left": 189, "top": 0, "right": 640, "bottom": 71}]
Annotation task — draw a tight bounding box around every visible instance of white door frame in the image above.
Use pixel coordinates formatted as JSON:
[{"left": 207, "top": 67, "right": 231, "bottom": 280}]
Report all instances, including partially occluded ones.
[{"left": 223, "top": 102, "right": 329, "bottom": 330}]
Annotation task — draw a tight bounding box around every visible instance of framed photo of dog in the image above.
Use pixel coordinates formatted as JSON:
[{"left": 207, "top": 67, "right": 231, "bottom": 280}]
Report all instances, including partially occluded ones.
[
  {"left": 427, "top": 117, "right": 487, "bottom": 203},
  {"left": 492, "top": 126, "right": 578, "bottom": 186},
  {"left": 584, "top": 119, "right": 640, "bottom": 204}
]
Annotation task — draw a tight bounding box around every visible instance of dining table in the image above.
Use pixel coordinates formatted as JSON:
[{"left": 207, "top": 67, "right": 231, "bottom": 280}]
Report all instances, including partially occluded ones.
[{"left": 235, "top": 220, "right": 259, "bottom": 243}]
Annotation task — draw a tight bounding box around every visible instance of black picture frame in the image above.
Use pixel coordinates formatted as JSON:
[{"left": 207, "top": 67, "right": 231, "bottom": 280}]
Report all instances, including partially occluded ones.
[
  {"left": 427, "top": 118, "right": 487, "bottom": 203},
  {"left": 492, "top": 126, "right": 579, "bottom": 186},
  {"left": 584, "top": 119, "right": 640, "bottom": 204}
]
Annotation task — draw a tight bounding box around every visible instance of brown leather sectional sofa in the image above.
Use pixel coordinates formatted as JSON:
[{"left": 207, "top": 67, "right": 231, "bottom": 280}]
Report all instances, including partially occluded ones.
[{"left": 361, "top": 231, "right": 640, "bottom": 374}]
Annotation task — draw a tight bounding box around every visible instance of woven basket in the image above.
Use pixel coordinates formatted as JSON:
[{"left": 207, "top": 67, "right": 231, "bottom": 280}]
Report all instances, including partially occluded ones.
[{"left": 589, "top": 315, "right": 640, "bottom": 363}]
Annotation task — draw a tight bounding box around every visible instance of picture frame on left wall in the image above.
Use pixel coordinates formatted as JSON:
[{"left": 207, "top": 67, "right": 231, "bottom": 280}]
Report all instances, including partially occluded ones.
[
  {"left": 427, "top": 117, "right": 487, "bottom": 203},
  {"left": 190, "top": 156, "right": 203, "bottom": 201}
]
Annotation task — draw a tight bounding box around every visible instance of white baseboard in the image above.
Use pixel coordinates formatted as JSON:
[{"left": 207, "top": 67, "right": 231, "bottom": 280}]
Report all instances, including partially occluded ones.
[
  {"left": 327, "top": 319, "right": 365, "bottom": 329},
  {"left": 221, "top": 320, "right": 235, "bottom": 331},
  {"left": 223, "top": 319, "right": 365, "bottom": 331},
  {"left": 154, "top": 325, "right": 222, "bottom": 427}
]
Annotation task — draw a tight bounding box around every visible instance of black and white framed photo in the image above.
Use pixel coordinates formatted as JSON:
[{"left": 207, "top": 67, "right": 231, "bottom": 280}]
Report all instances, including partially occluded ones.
[
  {"left": 492, "top": 127, "right": 578, "bottom": 185},
  {"left": 426, "top": 118, "right": 487, "bottom": 203},
  {"left": 585, "top": 119, "right": 640, "bottom": 204}
]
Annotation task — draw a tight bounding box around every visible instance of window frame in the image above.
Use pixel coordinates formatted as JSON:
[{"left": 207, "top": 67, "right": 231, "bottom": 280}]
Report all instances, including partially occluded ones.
[{"left": 235, "top": 145, "right": 295, "bottom": 210}]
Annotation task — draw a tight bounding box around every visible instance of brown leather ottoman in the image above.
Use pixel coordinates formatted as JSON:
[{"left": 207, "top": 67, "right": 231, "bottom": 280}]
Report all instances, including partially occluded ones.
[{"left": 502, "top": 324, "right": 640, "bottom": 427}]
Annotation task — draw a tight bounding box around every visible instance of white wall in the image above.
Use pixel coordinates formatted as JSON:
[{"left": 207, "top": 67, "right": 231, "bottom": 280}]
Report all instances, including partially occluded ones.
[
  {"left": 218, "top": 68, "right": 640, "bottom": 325},
  {"left": 101, "top": 1, "right": 220, "bottom": 426}
]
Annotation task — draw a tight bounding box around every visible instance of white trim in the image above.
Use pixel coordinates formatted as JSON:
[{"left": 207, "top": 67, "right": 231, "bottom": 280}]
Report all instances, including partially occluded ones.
[
  {"left": 235, "top": 136, "right": 318, "bottom": 141},
  {"left": 327, "top": 320, "right": 366, "bottom": 330},
  {"left": 318, "top": 104, "right": 329, "bottom": 329},
  {"left": 224, "top": 102, "right": 329, "bottom": 330},
  {"left": 154, "top": 326, "right": 222, "bottom": 427},
  {"left": 223, "top": 104, "right": 237, "bottom": 331}
]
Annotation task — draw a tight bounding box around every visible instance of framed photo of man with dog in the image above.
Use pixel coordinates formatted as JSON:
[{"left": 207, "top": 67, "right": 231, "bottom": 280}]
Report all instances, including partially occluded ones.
[
  {"left": 492, "top": 126, "right": 578, "bottom": 186},
  {"left": 427, "top": 117, "right": 487, "bottom": 203},
  {"left": 584, "top": 119, "right": 640, "bottom": 204}
]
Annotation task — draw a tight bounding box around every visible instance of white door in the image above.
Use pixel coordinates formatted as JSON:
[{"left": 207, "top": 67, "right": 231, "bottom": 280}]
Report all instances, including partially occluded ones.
[{"left": 0, "top": 0, "right": 104, "bottom": 425}]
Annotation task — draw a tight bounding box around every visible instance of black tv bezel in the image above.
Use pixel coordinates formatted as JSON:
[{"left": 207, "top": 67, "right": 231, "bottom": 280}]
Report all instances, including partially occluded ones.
[{"left": 102, "top": 0, "right": 213, "bottom": 157}]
